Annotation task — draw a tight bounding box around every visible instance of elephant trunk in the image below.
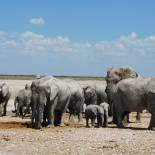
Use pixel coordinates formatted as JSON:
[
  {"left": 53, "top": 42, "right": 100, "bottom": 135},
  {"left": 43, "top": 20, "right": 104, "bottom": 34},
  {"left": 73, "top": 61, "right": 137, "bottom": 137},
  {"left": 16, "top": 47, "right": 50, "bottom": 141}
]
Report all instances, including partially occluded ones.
[
  {"left": 34, "top": 90, "right": 47, "bottom": 129},
  {"left": 105, "top": 83, "right": 117, "bottom": 117}
]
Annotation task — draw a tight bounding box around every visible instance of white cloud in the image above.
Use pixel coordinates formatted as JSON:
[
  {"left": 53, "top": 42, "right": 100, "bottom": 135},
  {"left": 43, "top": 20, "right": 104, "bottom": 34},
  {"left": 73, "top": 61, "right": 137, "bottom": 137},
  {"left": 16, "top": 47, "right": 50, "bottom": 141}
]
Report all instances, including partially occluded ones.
[
  {"left": 0, "top": 31, "right": 155, "bottom": 56},
  {"left": 30, "top": 17, "right": 45, "bottom": 25}
]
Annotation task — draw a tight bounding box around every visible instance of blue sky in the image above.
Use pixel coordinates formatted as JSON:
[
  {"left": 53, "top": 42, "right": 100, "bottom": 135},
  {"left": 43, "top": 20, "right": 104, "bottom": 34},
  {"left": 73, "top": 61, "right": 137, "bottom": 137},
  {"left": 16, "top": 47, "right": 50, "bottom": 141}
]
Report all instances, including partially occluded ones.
[{"left": 0, "top": 0, "right": 155, "bottom": 77}]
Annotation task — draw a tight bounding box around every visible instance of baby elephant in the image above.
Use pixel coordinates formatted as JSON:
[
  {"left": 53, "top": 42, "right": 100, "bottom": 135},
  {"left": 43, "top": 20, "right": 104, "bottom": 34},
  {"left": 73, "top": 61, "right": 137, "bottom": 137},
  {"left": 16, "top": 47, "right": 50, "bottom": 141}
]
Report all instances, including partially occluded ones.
[{"left": 85, "top": 102, "right": 109, "bottom": 128}]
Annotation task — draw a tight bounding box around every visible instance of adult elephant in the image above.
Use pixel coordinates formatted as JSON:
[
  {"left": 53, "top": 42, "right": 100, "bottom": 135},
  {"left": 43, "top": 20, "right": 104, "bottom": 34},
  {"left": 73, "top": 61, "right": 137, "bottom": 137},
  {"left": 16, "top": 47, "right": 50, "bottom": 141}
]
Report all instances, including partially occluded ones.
[
  {"left": 105, "top": 66, "right": 141, "bottom": 122},
  {"left": 31, "top": 76, "right": 71, "bottom": 129},
  {"left": 112, "top": 77, "right": 155, "bottom": 130},
  {"left": 0, "top": 82, "right": 11, "bottom": 116},
  {"left": 65, "top": 80, "right": 85, "bottom": 123}
]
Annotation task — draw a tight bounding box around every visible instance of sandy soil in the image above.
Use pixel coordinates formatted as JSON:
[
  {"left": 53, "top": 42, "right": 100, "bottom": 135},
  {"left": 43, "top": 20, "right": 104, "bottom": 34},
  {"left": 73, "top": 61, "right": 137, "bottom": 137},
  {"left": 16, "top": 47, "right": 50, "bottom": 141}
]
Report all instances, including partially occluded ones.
[
  {"left": 0, "top": 79, "right": 154, "bottom": 155},
  {"left": 0, "top": 113, "right": 154, "bottom": 155}
]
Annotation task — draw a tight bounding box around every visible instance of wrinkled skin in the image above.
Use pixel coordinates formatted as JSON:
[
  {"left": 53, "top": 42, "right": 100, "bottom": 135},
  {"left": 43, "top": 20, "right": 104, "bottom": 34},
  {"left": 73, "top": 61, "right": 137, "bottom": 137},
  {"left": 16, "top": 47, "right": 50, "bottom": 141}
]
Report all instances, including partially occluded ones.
[
  {"left": 66, "top": 80, "right": 85, "bottom": 123},
  {"left": 0, "top": 82, "right": 11, "bottom": 116},
  {"left": 83, "top": 85, "right": 110, "bottom": 127},
  {"left": 105, "top": 66, "right": 141, "bottom": 122},
  {"left": 31, "top": 76, "right": 71, "bottom": 129},
  {"left": 113, "top": 78, "right": 155, "bottom": 130},
  {"left": 83, "top": 86, "right": 97, "bottom": 105},
  {"left": 30, "top": 90, "right": 38, "bottom": 127},
  {"left": 85, "top": 104, "right": 104, "bottom": 128},
  {"left": 100, "top": 102, "right": 109, "bottom": 127},
  {"left": 14, "top": 87, "right": 32, "bottom": 118},
  {"left": 81, "top": 81, "right": 107, "bottom": 105}
]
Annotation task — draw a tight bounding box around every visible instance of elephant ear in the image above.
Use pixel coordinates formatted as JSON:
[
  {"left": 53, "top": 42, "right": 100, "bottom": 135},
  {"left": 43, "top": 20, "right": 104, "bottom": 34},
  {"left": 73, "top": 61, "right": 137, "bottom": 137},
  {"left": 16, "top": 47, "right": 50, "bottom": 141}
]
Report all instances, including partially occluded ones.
[
  {"left": 120, "top": 67, "right": 138, "bottom": 80},
  {"left": 106, "top": 67, "right": 113, "bottom": 80},
  {"left": 107, "top": 67, "right": 113, "bottom": 74},
  {"left": 49, "top": 84, "right": 59, "bottom": 101},
  {"left": 2, "top": 83, "right": 9, "bottom": 97}
]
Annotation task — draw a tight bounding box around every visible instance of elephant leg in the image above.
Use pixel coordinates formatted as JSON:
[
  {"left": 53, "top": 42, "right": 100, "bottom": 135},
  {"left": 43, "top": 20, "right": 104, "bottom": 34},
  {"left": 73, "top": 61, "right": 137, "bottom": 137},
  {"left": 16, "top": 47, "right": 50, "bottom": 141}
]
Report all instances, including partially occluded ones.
[
  {"left": 59, "top": 97, "right": 71, "bottom": 126},
  {"left": 42, "top": 105, "right": 48, "bottom": 126},
  {"left": 112, "top": 103, "right": 117, "bottom": 124},
  {"left": 148, "top": 112, "right": 155, "bottom": 130},
  {"left": 135, "top": 112, "right": 141, "bottom": 123},
  {"left": 47, "top": 97, "right": 58, "bottom": 127},
  {"left": 68, "top": 113, "right": 75, "bottom": 123},
  {"left": 86, "top": 117, "right": 89, "bottom": 127},
  {"left": 117, "top": 113, "right": 124, "bottom": 128},
  {"left": 78, "top": 113, "right": 83, "bottom": 123},
  {"left": 97, "top": 115, "right": 103, "bottom": 128},
  {"left": 103, "top": 111, "right": 108, "bottom": 127},
  {"left": 91, "top": 118, "right": 95, "bottom": 127},
  {"left": 12, "top": 98, "right": 17, "bottom": 113},
  {"left": 3, "top": 100, "right": 8, "bottom": 116},
  {"left": 16, "top": 102, "right": 22, "bottom": 117},
  {"left": 22, "top": 107, "right": 25, "bottom": 119}
]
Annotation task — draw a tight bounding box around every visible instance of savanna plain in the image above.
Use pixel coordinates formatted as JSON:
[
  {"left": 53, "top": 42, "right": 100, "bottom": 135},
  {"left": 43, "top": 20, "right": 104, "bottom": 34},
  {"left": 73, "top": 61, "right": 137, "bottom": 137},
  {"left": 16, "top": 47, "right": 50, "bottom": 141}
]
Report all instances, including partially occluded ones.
[{"left": 0, "top": 77, "right": 154, "bottom": 155}]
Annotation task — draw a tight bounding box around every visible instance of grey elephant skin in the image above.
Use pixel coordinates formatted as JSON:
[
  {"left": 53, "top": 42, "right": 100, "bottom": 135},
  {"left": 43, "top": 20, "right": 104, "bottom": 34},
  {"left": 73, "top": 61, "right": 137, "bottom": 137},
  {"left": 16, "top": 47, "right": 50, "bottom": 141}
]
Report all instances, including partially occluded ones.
[
  {"left": 0, "top": 82, "right": 11, "bottom": 116},
  {"left": 105, "top": 66, "right": 141, "bottom": 122},
  {"left": 112, "top": 77, "right": 155, "bottom": 130},
  {"left": 82, "top": 82, "right": 107, "bottom": 105},
  {"left": 14, "top": 86, "right": 32, "bottom": 118},
  {"left": 85, "top": 102, "right": 109, "bottom": 128},
  {"left": 31, "top": 76, "right": 72, "bottom": 129},
  {"left": 83, "top": 86, "right": 97, "bottom": 105},
  {"left": 65, "top": 80, "right": 85, "bottom": 123}
]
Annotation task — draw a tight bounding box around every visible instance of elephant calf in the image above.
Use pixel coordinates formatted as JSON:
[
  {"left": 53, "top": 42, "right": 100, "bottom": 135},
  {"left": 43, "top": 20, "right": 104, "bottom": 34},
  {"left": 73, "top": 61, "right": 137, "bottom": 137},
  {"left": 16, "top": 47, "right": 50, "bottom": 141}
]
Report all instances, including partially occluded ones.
[
  {"left": 85, "top": 102, "right": 109, "bottom": 128},
  {"left": 14, "top": 85, "right": 32, "bottom": 118}
]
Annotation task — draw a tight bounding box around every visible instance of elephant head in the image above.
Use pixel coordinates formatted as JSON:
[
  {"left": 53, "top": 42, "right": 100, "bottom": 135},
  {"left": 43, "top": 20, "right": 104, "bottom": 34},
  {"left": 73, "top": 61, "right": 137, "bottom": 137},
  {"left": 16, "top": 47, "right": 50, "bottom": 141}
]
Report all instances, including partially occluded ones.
[
  {"left": 83, "top": 86, "right": 97, "bottom": 105},
  {"left": 33, "top": 84, "right": 59, "bottom": 129},
  {"left": 0, "top": 83, "right": 9, "bottom": 99},
  {"left": 105, "top": 66, "right": 139, "bottom": 116},
  {"left": 0, "top": 82, "right": 10, "bottom": 116}
]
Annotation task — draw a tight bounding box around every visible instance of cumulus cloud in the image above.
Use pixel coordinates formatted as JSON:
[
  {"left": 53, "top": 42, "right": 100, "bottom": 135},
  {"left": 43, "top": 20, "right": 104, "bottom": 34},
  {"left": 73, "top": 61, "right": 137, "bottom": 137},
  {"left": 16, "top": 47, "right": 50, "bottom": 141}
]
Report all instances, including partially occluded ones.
[
  {"left": 30, "top": 17, "right": 45, "bottom": 25},
  {"left": 0, "top": 31, "right": 155, "bottom": 56}
]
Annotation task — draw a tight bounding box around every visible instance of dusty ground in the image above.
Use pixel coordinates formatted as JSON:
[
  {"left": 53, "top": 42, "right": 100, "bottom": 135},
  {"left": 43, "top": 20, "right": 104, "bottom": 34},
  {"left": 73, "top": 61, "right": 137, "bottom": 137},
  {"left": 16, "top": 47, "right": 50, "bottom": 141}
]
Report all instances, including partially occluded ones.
[
  {"left": 0, "top": 113, "right": 154, "bottom": 155},
  {"left": 0, "top": 79, "right": 155, "bottom": 155}
]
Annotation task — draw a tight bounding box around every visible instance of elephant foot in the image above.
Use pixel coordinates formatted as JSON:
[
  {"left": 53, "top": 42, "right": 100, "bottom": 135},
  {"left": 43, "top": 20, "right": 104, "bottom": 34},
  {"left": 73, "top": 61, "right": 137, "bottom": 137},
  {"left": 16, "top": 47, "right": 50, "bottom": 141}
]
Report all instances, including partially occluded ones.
[
  {"left": 12, "top": 110, "right": 16, "bottom": 113},
  {"left": 117, "top": 122, "right": 124, "bottom": 128},
  {"left": 27, "top": 123, "right": 35, "bottom": 128},
  {"left": 42, "top": 121, "right": 48, "bottom": 127},
  {"left": 102, "top": 124, "right": 108, "bottom": 128},
  {"left": 148, "top": 125, "right": 154, "bottom": 130},
  {"left": 59, "top": 123, "right": 66, "bottom": 127},
  {"left": 148, "top": 126, "right": 153, "bottom": 130},
  {"left": 34, "top": 125, "right": 42, "bottom": 130},
  {"left": 47, "top": 124, "right": 55, "bottom": 128}
]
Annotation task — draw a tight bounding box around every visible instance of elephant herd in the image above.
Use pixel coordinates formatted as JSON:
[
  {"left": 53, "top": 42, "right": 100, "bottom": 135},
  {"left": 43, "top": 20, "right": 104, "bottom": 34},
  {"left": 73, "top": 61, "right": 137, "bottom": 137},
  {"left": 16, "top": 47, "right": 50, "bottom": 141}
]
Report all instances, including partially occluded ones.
[{"left": 0, "top": 66, "right": 155, "bottom": 130}]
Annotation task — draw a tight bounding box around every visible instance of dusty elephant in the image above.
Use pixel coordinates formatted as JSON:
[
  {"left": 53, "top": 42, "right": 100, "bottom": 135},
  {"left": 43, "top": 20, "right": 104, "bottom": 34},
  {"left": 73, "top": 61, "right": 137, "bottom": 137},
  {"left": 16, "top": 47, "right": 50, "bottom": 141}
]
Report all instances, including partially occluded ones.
[
  {"left": 65, "top": 80, "right": 85, "bottom": 123},
  {"left": 31, "top": 76, "right": 71, "bottom": 129},
  {"left": 83, "top": 86, "right": 97, "bottom": 105},
  {"left": 13, "top": 84, "right": 32, "bottom": 118},
  {"left": 0, "top": 82, "right": 11, "bottom": 116},
  {"left": 105, "top": 66, "right": 141, "bottom": 123},
  {"left": 81, "top": 81, "right": 107, "bottom": 105},
  {"left": 112, "top": 77, "right": 155, "bottom": 130},
  {"left": 85, "top": 102, "right": 109, "bottom": 128}
]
